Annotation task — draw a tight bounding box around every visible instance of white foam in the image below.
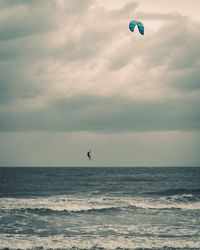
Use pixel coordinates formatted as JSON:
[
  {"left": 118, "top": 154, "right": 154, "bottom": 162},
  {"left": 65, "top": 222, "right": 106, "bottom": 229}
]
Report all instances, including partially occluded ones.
[
  {"left": 0, "top": 194, "right": 200, "bottom": 212},
  {"left": 0, "top": 232, "right": 200, "bottom": 250},
  {"left": 130, "top": 197, "right": 200, "bottom": 210},
  {"left": 0, "top": 196, "right": 127, "bottom": 212}
]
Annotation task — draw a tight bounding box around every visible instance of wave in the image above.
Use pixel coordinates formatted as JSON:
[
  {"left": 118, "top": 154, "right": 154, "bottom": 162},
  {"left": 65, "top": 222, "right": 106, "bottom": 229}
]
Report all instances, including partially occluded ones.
[
  {"left": 165, "top": 193, "right": 200, "bottom": 203},
  {"left": 1, "top": 202, "right": 199, "bottom": 215},
  {"left": 1, "top": 194, "right": 200, "bottom": 215},
  {"left": 120, "top": 177, "right": 155, "bottom": 182},
  {"left": 0, "top": 232, "right": 200, "bottom": 250},
  {"left": 4, "top": 206, "right": 124, "bottom": 216},
  {"left": 144, "top": 189, "right": 200, "bottom": 207},
  {"left": 0, "top": 196, "right": 130, "bottom": 214},
  {"left": 0, "top": 234, "right": 200, "bottom": 250},
  {"left": 145, "top": 188, "right": 200, "bottom": 196},
  {"left": 1, "top": 248, "right": 200, "bottom": 250}
]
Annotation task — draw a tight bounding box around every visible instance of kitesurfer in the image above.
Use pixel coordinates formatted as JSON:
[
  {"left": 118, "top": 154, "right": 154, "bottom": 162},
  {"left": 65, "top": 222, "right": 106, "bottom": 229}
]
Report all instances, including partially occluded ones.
[{"left": 87, "top": 150, "right": 91, "bottom": 160}]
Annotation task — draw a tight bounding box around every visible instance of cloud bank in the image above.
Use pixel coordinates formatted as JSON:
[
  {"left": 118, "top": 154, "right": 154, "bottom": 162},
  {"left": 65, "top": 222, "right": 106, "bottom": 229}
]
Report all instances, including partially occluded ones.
[{"left": 0, "top": 0, "right": 200, "bottom": 132}]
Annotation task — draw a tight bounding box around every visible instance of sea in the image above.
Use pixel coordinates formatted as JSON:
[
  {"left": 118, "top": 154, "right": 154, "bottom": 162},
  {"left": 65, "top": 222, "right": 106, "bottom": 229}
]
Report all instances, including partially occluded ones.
[{"left": 0, "top": 167, "right": 200, "bottom": 250}]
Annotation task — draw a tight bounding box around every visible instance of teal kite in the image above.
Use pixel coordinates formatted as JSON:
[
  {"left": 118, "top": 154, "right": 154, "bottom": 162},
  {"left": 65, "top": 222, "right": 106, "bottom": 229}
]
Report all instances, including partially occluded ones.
[{"left": 129, "top": 20, "right": 144, "bottom": 35}]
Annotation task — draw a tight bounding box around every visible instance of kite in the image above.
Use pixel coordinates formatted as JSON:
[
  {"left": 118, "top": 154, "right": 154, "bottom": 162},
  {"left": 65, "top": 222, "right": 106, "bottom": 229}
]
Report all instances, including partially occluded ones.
[{"left": 129, "top": 20, "right": 144, "bottom": 35}]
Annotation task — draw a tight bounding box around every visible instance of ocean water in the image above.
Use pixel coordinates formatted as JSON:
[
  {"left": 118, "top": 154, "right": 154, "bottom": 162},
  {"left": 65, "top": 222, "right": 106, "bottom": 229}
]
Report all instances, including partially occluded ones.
[{"left": 0, "top": 167, "right": 200, "bottom": 250}]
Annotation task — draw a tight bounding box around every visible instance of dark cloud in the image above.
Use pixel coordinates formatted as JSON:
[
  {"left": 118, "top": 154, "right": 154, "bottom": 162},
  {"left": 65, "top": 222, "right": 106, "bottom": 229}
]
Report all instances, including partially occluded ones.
[
  {"left": 166, "top": 69, "right": 200, "bottom": 92},
  {"left": 0, "top": 0, "right": 42, "bottom": 7},
  {"left": 0, "top": 95, "right": 199, "bottom": 132},
  {"left": 0, "top": 58, "right": 45, "bottom": 104},
  {"left": 0, "top": 71, "right": 41, "bottom": 104},
  {"left": 0, "top": 2, "right": 56, "bottom": 42}
]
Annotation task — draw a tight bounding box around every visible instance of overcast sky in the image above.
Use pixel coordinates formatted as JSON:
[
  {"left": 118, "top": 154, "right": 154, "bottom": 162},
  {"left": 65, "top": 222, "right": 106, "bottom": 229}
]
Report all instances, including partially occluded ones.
[{"left": 0, "top": 0, "right": 200, "bottom": 167}]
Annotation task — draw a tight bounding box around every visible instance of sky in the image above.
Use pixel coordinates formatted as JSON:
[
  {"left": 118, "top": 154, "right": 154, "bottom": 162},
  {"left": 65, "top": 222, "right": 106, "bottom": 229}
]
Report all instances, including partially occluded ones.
[{"left": 0, "top": 0, "right": 200, "bottom": 167}]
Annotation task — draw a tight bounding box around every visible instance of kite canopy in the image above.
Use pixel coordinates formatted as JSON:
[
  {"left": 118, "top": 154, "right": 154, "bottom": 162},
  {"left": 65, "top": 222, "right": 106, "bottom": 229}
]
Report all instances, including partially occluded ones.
[{"left": 129, "top": 20, "right": 144, "bottom": 35}]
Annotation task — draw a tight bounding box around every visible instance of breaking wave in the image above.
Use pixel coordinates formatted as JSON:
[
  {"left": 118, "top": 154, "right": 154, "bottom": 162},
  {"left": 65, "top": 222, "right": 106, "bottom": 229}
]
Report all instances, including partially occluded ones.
[
  {"left": 0, "top": 233, "right": 200, "bottom": 250},
  {"left": 145, "top": 188, "right": 200, "bottom": 196},
  {"left": 0, "top": 247, "right": 199, "bottom": 250},
  {"left": 1, "top": 194, "right": 200, "bottom": 215}
]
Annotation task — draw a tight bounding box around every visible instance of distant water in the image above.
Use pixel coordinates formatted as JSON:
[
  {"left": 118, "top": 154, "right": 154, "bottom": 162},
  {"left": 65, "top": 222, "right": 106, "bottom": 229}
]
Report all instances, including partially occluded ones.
[{"left": 0, "top": 167, "right": 200, "bottom": 250}]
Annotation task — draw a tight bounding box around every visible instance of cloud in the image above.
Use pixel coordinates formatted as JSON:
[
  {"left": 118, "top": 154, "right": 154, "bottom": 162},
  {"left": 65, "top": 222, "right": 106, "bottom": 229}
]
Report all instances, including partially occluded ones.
[
  {"left": 0, "top": 0, "right": 199, "bottom": 133},
  {"left": 0, "top": 94, "right": 199, "bottom": 132},
  {"left": 0, "top": 0, "right": 42, "bottom": 7},
  {"left": 166, "top": 69, "right": 200, "bottom": 93},
  {"left": 144, "top": 17, "right": 200, "bottom": 68},
  {"left": 0, "top": 1, "right": 57, "bottom": 42},
  {"left": 0, "top": 65, "right": 40, "bottom": 104}
]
